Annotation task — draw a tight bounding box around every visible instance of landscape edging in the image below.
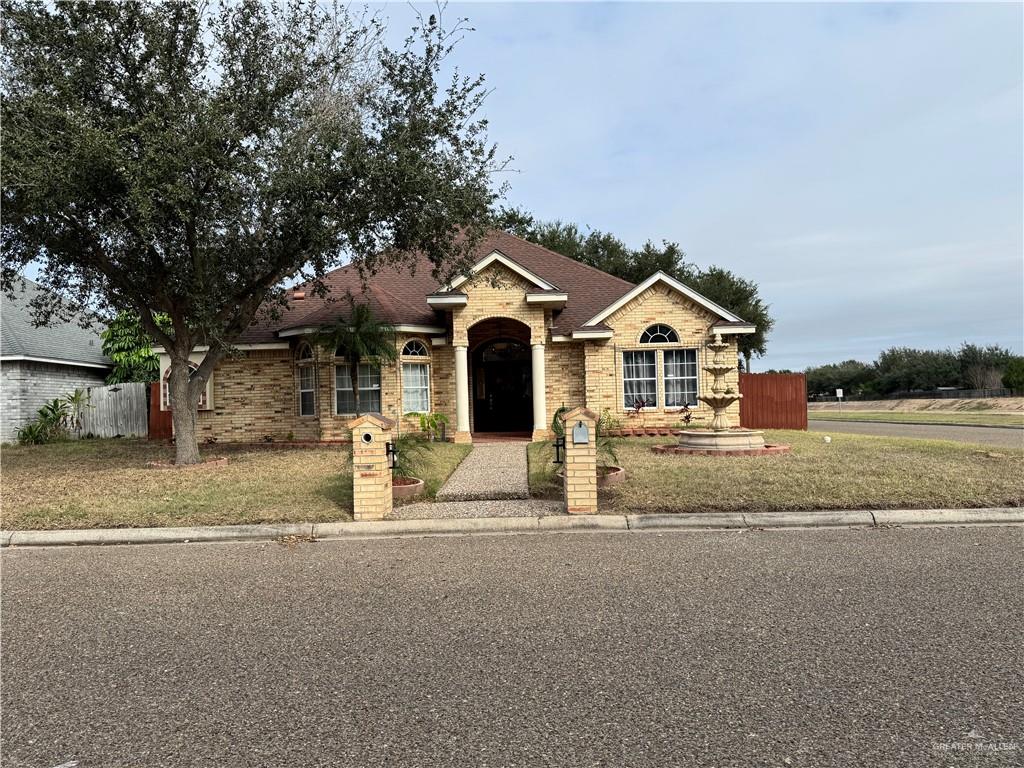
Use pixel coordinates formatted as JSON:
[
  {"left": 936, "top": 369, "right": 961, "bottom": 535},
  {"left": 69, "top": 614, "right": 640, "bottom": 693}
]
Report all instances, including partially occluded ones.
[{"left": 2, "top": 508, "right": 1022, "bottom": 548}]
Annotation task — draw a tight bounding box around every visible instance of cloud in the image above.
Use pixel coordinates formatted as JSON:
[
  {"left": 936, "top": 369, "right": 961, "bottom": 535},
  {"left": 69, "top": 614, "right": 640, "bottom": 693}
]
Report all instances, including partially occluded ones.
[{"left": 386, "top": 2, "right": 1023, "bottom": 369}]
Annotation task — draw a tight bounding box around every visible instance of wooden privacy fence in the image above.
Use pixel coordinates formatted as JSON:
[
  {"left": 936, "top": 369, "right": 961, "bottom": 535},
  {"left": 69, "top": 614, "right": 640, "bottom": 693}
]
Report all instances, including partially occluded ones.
[
  {"left": 739, "top": 373, "right": 808, "bottom": 430},
  {"left": 149, "top": 381, "right": 173, "bottom": 440},
  {"left": 80, "top": 382, "right": 149, "bottom": 438}
]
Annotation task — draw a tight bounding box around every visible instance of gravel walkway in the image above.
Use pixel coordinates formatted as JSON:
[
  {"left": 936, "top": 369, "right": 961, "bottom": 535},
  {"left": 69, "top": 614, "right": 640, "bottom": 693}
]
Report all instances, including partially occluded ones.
[
  {"left": 389, "top": 499, "right": 564, "bottom": 520},
  {"left": 435, "top": 443, "right": 530, "bottom": 501}
]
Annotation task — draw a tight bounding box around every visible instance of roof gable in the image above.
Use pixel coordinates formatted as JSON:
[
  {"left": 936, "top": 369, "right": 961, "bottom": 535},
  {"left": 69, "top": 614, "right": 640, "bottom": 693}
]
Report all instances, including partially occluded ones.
[
  {"left": 583, "top": 271, "right": 745, "bottom": 327},
  {"left": 446, "top": 250, "right": 557, "bottom": 292}
]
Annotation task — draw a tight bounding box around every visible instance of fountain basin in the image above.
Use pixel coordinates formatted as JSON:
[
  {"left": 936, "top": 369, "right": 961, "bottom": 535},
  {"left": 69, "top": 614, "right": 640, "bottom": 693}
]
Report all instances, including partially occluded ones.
[{"left": 653, "top": 428, "right": 792, "bottom": 457}]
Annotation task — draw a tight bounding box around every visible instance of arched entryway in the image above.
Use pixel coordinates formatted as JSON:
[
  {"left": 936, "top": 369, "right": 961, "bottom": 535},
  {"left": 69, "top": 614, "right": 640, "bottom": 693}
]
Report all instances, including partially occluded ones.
[{"left": 468, "top": 318, "right": 533, "bottom": 435}]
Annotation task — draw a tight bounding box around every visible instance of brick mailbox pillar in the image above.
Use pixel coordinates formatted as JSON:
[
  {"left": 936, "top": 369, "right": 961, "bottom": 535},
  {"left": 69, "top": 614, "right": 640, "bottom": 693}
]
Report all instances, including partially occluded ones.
[
  {"left": 561, "top": 406, "right": 598, "bottom": 515},
  {"left": 348, "top": 413, "right": 395, "bottom": 521}
]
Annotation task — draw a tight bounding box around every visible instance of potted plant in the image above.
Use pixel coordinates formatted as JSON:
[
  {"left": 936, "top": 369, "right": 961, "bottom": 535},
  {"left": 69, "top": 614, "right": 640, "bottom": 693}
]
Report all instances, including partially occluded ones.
[
  {"left": 391, "top": 433, "right": 427, "bottom": 500},
  {"left": 596, "top": 410, "right": 626, "bottom": 487}
]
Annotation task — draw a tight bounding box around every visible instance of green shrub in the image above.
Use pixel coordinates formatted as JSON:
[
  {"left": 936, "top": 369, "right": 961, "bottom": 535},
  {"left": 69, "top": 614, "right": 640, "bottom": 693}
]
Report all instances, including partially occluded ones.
[{"left": 1002, "top": 357, "right": 1024, "bottom": 392}]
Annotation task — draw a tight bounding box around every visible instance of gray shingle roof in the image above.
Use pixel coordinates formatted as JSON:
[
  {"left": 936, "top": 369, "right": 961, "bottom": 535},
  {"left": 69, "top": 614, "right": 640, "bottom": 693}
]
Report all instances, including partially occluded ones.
[{"left": 1, "top": 279, "right": 111, "bottom": 368}]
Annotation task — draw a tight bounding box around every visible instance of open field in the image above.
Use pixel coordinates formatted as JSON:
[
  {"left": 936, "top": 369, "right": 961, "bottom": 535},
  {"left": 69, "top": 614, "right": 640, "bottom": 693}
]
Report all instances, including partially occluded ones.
[
  {"left": 807, "top": 397, "right": 1024, "bottom": 413},
  {"left": 528, "top": 430, "right": 1023, "bottom": 513},
  {"left": 808, "top": 410, "right": 1024, "bottom": 428},
  {"left": 1, "top": 439, "right": 469, "bottom": 531}
]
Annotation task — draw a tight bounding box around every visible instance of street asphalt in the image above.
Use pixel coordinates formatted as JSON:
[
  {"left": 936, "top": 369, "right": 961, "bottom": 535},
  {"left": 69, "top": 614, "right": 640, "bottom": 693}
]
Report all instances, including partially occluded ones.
[
  {"left": 3, "top": 528, "right": 1023, "bottom": 767},
  {"left": 808, "top": 418, "right": 1024, "bottom": 449}
]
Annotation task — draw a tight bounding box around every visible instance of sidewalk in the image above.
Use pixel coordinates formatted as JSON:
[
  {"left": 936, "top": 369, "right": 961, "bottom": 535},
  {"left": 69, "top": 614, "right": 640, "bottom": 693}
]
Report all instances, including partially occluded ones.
[
  {"left": 3, "top": 507, "right": 1022, "bottom": 548},
  {"left": 434, "top": 443, "right": 530, "bottom": 501}
]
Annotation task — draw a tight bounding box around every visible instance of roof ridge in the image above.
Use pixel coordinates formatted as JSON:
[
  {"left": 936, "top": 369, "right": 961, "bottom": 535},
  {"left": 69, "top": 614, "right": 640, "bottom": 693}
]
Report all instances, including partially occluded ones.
[{"left": 494, "top": 230, "right": 636, "bottom": 290}]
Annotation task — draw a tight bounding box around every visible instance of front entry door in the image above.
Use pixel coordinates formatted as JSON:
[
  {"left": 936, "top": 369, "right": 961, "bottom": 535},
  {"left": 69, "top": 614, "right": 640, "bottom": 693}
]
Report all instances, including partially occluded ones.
[{"left": 472, "top": 339, "right": 533, "bottom": 432}]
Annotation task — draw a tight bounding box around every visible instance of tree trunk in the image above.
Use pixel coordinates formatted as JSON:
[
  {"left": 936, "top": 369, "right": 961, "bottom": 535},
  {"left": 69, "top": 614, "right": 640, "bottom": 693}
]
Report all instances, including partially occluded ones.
[
  {"left": 168, "top": 355, "right": 203, "bottom": 465},
  {"left": 350, "top": 357, "right": 361, "bottom": 415},
  {"left": 744, "top": 351, "right": 752, "bottom": 373}
]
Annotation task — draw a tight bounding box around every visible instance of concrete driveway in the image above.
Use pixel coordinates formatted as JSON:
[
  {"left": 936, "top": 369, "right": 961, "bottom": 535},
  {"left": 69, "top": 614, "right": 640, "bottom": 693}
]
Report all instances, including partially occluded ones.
[
  {"left": 3, "top": 529, "right": 1022, "bottom": 767},
  {"left": 809, "top": 419, "right": 1024, "bottom": 449}
]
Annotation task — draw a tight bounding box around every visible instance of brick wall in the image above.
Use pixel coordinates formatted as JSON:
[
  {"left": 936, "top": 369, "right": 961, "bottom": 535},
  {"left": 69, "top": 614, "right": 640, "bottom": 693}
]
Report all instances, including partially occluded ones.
[
  {"left": 451, "top": 264, "right": 546, "bottom": 346},
  {"left": 1, "top": 361, "right": 108, "bottom": 443},
  {"left": 580, "top": 283, "right": 741, "bottom": 428},
  {"left": 186, "top": 276, "right": 745, "bottom": 443}
]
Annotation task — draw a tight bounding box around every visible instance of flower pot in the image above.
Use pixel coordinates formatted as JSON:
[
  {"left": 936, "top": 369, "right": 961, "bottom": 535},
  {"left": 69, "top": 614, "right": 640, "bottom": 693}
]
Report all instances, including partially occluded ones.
[
  {"left": 597, "top": 465, "right": 626, "bottom": 487},
  {"left": 392, "top": 476, "right": 425, "bottom": 500}
]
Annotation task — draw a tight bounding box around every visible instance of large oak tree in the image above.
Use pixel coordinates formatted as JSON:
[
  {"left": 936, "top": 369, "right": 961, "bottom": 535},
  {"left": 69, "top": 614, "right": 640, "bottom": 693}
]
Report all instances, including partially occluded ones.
[{"left": 3, "top": 0, "right": 503, "bottom": 463}]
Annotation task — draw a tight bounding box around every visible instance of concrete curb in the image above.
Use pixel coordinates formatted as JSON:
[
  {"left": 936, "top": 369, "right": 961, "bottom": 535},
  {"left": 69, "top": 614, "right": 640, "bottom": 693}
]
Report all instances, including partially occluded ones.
[{"left": 2, "top": 508, "right": 1021, "bottom": 549}]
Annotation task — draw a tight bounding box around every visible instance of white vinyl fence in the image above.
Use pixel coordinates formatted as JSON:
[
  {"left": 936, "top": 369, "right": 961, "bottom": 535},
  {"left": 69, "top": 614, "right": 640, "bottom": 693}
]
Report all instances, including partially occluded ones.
[{"left": 79, "top": 382, "right": 148, "bottom": 438}]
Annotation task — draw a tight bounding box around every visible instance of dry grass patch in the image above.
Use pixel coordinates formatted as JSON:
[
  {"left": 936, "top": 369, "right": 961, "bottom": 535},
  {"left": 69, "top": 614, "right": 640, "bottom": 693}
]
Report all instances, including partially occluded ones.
[
  {"left": 528, "top": 431, "right": 1023, "bottom": 513},
  {"left": 1, "top": 439, "right": 470, "bottom": 530},
  {"left": 808, "top": 411, "right": 1024, "bottom": 428}
]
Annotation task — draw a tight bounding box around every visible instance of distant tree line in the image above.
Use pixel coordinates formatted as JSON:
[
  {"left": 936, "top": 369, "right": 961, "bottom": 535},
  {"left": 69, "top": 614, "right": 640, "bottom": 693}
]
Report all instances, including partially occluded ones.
[
  {"left": 493, "top": 207, "right": 776, "bottom": 371},
  {"left": 805, "top": 344, "right": 1024, "bottom": 397}
]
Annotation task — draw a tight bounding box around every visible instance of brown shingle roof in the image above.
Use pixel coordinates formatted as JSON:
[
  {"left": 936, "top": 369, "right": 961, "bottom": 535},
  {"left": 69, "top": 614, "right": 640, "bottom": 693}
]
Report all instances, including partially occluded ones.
[{"left": 238, "top": 230, "right": 637, "bottom": 343}]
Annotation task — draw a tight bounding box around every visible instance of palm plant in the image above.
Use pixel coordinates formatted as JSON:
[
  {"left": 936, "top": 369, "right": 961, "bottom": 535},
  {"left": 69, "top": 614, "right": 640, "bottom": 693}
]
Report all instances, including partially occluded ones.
[
  {"left": 64, "top": 388, "right": 93, "bottom": 438},
  {"left": 316, "top": 300, "right": 398, "bottom": 415}
]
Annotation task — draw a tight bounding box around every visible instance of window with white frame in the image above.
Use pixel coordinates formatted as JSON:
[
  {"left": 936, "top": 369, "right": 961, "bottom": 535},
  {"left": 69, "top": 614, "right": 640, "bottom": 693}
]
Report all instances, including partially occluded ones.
[
  {"left": 664, "top": 349, "right": 699, "bottom": 407},
  {"left": 161, "top": 363, "right": 210, "bottom": 410},
  {"left": 296, "top": 343, "right": 316, "bottom": 416},
  {"left": 402, "top": 362, "right": 430, "bottom": 413},
  {"left": 639, "top": 324, "right": 679, "bottom": 344},
  {"left": 335, "top": 364, "right": 381, "bottom": 414},
  {"left": 402, "top": 339, "right": 429, "bottom": 357},
  {"left": 622, "top": 350, "right": 658, "bottom": 408}
]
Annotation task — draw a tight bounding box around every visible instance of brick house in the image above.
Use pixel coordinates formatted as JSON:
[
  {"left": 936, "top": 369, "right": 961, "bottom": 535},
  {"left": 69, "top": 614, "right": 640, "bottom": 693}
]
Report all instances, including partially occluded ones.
[{"left": 158, "top": 231, "right": 754, "bottom": 444}]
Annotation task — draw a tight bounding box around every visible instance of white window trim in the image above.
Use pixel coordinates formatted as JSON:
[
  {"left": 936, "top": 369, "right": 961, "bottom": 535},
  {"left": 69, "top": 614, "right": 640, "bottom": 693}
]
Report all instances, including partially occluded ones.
[
  {"left": 622, "top": 349, "right": 659, "bottom": 410},
  {"left": 159, "top": 360, "right": 213, "bottom": 411},
  {"left": 639, "top": 324, "right": 681, "bottom": 345},
  {"left": 401, "top": 338, "right": 431, "bottom": 358},
  {"left": 401, "top": 361, "right": 431, "bottom": 414},
  {"left": 663, "top": 348, "right": 700, "bottom": 408},
  {"left": 334, "top": 363, "right": 382, "bottom": 416},
  {"left": 297, "top": 364, "right": 317, "bottom": 417}
]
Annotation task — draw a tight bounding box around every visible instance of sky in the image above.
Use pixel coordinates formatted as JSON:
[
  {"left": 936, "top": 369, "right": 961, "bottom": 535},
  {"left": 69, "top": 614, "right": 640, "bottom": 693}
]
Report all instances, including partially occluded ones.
[{"left": 380, "top": 2, "right": 1024, "bottom": 371}]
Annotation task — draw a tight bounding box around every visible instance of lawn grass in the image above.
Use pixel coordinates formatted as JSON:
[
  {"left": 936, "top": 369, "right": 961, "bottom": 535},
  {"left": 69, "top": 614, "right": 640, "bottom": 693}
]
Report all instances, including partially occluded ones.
[
  {"left": 1, "top": 438, "right": 470, "bottom": 530},
  {"left": 528, "top": 431, "right": 1023, "bottom": 513},
  {"left": 808, "top": 410, "right": 1024, "bottom": 428}
]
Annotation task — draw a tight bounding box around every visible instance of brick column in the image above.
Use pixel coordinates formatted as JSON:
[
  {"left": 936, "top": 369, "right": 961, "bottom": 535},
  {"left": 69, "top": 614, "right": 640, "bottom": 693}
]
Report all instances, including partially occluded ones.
[
  {"left": 561, "top": 406, "right": 598, "bottom": 515},
  {"left": 347, "top": 413, "right": 394, "bottom": 521}
]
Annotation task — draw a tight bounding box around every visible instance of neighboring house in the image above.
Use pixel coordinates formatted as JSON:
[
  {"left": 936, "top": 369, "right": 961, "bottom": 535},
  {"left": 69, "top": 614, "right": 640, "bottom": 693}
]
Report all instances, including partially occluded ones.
[
  {"left": 157, "top": 230, "right": 755, "bottom": 444},
  {"left": 1, "top": 279, "right": 112, "bottom": 442}
]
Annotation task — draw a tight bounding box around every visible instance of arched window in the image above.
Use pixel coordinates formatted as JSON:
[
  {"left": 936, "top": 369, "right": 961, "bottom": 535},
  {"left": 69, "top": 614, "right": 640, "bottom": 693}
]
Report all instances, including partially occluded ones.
[
  {"left": 401, "top": 339, "right": 430, "bottom": 357},
  {"left": 295, "top": 343, "right": 316, "bottom": 416},
  {"left": 639, "top": 324, "right": 679, "bottom": 344},
  {"left": 161, "top": 363, "right": 209, "bottom": 410},
  {"left": 401, "top": 339, "right": 431, "bottom": 413}
]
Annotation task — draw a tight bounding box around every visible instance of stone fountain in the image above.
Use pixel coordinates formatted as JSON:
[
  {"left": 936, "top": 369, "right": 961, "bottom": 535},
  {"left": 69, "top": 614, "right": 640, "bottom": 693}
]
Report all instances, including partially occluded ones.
[{"left": 658, "top": 332, "right": 780, "bottom": 455}]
